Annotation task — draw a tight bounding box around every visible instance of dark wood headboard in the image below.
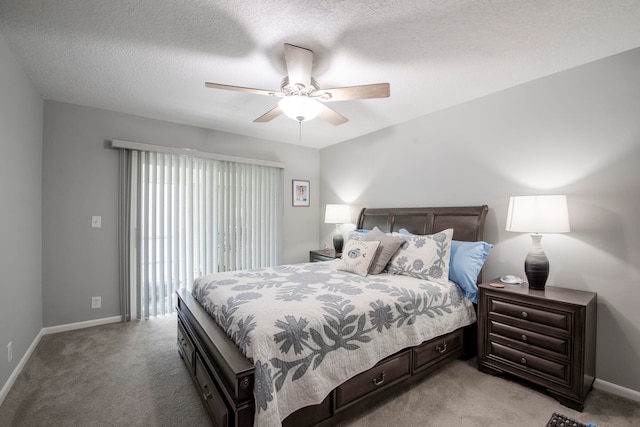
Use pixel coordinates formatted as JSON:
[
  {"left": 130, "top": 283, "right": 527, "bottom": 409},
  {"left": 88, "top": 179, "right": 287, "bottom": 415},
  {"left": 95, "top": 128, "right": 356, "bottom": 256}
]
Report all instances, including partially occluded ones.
[{"left": 357, "top": 205, "right": 489, "bottom": 242}]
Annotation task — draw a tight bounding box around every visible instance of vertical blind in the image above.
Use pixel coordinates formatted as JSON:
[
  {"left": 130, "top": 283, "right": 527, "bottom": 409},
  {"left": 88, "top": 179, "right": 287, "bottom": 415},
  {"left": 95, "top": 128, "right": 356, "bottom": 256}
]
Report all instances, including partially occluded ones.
[{"left": 125, "top": 150, "right": 282, "bottom": 319}]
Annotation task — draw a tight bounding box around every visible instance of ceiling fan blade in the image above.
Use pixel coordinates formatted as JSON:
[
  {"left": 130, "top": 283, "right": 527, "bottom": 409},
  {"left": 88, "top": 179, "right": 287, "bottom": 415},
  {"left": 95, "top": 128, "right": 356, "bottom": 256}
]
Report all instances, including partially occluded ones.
[
  {"left": 284, "top": 43, "right": 313, "bottom": 90},
  {"left": 314, "top": 83, "right": 390, "bottom": 102},
  {"left": 318, "top": 104, "right": 349, "bottom": 126},
  {"left": 205, "top": 82, "right": 282, "bottom": 97},
  {"left": 253, "top": 106, "right": 283, "bottom": 123}
]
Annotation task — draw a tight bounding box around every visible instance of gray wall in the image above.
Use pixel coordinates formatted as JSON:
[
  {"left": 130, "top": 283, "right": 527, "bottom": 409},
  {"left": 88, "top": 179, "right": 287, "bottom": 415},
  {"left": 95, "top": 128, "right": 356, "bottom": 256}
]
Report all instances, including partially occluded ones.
[
  {"left": 0, "top": 35, "right": 43, "bottom": 389},
  {"left": 42, "top": 101, "right": 320, "bottom": 327},
  {"left": 319, "top": 48, "right": 640, "bottom": 392}
]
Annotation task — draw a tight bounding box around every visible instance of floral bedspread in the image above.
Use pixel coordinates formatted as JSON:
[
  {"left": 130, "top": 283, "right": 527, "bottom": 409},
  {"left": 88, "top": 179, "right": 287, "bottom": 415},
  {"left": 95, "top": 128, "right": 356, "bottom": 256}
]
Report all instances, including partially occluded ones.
[{"left": 191, "top": 260, "right": 476, "bottom": 427}]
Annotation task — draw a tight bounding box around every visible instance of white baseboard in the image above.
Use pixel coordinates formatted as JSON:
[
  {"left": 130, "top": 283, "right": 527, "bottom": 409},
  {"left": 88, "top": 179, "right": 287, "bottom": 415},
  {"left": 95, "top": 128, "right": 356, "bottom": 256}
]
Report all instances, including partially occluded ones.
[
  {"left": 594, "top": 378, "right": 640, "bottom": 403},
  {"left": 0, "top": 316, "right": 121, "bottom": 407},
  {"left": 0, "top": 328, "right": 44, "bottom": 407},
  {"left": 41, "top": 316, "right": 121, "bottom": 335}
]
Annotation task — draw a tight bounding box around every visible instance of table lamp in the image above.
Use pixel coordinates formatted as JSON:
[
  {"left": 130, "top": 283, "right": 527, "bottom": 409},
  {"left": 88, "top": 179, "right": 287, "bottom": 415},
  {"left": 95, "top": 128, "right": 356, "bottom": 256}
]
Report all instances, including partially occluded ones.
[
  {"left": 324, "top": 204, "right": 351, "bottom": 254},
  {"left": 505, "top": 195, "right": 570, "bottom": 290}
]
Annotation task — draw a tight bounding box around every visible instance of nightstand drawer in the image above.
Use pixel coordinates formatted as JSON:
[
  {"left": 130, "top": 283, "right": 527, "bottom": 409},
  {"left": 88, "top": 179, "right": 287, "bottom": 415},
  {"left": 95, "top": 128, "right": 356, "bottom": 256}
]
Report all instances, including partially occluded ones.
[
  {"left": 309, "top": 249, "right": 339, "bottom": 262},
  {"left": 489, "top": 321, "right": 568, "bottom": 355},
  {"left": 490, "top": 342, "right": 568, "bottom": 382},
  {"left": 490, "top": 299, "right": 569, "bottom": 331},
  {"left": 311, "top": 254, "right": 334, "bottom": 262}
]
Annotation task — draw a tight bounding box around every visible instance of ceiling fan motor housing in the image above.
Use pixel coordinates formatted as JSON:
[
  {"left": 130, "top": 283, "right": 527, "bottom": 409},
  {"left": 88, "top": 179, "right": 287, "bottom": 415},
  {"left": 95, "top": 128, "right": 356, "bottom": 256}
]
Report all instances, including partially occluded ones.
[{"left": 280, "top": 76, "right": 320, "bottom": 96}]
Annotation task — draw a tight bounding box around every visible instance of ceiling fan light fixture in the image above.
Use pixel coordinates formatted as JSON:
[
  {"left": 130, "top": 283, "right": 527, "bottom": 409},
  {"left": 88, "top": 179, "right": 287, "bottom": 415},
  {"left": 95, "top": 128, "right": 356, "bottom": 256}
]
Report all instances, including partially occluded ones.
[
  {"left": 206, "top": 43, "right": 388, "bottom": 126},
  {"left": 278, "top": 96, "right": 323, "bottom": 122}
]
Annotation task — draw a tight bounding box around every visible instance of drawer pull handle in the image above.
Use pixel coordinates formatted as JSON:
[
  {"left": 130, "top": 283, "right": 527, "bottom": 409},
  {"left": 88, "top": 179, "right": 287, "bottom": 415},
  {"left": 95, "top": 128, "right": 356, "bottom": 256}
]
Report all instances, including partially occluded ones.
[
  {"left": 371, "top": 371, "right": 386, "bottom": 386},
  {"left": 521, "top": 334, "right": 528, "bottom": 342},
  {"left": 202, "top": 384, "right": 212, "bottom": 400},
  {"left": 521, "top": 311, "right": 528, "bottom": 318},
  {"left": 436, "top": 343, "right": 448, "bottom": 354},
  {"left": 520, "top": 357, "right": 527, "bottom": 365}
]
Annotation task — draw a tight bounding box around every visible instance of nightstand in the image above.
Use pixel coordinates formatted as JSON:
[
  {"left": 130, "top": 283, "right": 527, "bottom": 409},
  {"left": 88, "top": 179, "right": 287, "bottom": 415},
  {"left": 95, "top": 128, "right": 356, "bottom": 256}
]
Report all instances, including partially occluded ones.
[
  {"left": 477, "top": 281, "right": 597, "bottom": 411},
  {"left": 309, "top": 249, "right": 340, "bottom": 262}
]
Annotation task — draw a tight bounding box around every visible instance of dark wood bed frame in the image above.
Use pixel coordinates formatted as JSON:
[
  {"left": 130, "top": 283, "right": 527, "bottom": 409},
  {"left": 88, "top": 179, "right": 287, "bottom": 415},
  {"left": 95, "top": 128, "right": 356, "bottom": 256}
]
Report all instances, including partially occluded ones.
[{"left": 176, "top": 205, "right": 489, "bottom": 427}]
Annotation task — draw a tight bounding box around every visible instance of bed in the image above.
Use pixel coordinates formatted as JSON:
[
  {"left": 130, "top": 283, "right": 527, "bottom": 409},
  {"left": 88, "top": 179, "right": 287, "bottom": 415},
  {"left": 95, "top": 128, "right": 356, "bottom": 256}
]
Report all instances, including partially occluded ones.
[{"left": 176, "top": 205, "right": 489, "bottom": 427}]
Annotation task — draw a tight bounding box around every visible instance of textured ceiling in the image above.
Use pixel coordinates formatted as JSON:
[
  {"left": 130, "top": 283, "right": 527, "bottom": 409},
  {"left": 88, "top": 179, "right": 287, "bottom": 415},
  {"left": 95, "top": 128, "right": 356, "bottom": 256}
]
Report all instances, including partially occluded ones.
[{"left": 1, "top": 0, "right": 640, "bottom": 149}]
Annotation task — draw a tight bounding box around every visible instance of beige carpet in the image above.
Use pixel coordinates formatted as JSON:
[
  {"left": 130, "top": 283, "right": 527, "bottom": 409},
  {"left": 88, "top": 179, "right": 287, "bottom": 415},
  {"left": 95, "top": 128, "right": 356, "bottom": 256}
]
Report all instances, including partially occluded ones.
[{"left": 0, "top": 315, "right": 638, "bottom": 426}]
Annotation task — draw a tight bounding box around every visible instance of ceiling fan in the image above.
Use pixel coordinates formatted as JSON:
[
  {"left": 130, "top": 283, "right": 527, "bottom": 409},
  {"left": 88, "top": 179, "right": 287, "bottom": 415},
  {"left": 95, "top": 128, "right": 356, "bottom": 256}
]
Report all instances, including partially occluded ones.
[{"left": 205, "top": 43, "right": 390, "bottom": 126}]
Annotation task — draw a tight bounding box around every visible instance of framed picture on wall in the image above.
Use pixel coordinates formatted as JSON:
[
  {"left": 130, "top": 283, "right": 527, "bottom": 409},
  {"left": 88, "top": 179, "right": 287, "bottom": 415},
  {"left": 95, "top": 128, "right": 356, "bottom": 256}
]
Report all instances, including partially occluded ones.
[{"left": 292, "top": 180, "right": 310, "bottom": 207}]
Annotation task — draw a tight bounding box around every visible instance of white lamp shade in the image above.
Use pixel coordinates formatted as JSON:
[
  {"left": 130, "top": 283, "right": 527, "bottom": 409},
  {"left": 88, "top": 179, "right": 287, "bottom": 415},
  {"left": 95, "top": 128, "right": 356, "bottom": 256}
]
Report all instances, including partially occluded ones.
[
  {"left": 324, "top": 204, "right": 351, "bottom": 224},
  {"left": 278, "top": 96, "right": 324, "bottom": 121},
  {"left": 506, "top": 195, "right": 570, "bottom": 233}
]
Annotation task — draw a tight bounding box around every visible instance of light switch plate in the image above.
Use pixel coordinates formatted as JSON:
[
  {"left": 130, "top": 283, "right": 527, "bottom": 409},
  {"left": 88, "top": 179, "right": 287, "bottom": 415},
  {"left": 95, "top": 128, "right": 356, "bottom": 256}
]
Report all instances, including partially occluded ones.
[{"left": 91, "top": 216, "right": 102, "bottom": 228}]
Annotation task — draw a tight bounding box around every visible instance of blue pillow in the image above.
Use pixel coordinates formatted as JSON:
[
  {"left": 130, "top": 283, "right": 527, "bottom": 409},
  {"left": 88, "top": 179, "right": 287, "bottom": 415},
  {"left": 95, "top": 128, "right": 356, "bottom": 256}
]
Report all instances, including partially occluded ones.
[{"left": 449, "top": 240, "right": 492, "bottom": 304}]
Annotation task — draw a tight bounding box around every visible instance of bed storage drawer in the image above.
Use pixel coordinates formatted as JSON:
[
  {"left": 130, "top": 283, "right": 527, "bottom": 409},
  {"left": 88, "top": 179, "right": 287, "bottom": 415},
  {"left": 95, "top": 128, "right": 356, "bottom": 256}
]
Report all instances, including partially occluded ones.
[
  {"left": 177, "top": 319, "right": 195, "bottom": 373},
  {"left": 414, "top": 328, "right": 464, "bottom": 372},
  {"left": 336, "top": 350, "right": 411, "bottom": 408},
  {"left": 283, "top": 393, "right": 332, "bottom": 427},
  {"left": 195, "top": 353, "right": 230, "bottom": 427}
]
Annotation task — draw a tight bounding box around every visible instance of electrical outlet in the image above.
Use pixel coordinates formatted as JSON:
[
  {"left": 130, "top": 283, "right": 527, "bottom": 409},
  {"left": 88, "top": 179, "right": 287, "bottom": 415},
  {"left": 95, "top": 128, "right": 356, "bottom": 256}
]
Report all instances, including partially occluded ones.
[
  {"left": 91, "top": 296, "right": 101, "bottom": 309},
  {"left": 7, "top": 342, "right": 12, "bottom": 363},
  {"left": 91, "top": 216, "right": 102, "bottom": 228}
]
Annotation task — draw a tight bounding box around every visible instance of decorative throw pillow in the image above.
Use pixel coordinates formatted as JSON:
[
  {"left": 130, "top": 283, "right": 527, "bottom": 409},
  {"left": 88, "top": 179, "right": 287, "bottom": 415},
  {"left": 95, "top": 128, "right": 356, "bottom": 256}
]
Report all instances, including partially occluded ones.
[
  {"left": 398, "top": 228, "right": 492, "bottom": 302},
  {"left": 337, "top": 239, "right": 380, "bottom": 277},
  {"left": 388, "top": 228, "right": 454, "bottom": 285},
  {"left": 363, "top": 227, "right": 406, "bottom": 274},
  {"left": 449, "top": 240, "right": 493, "bottom": 304}
]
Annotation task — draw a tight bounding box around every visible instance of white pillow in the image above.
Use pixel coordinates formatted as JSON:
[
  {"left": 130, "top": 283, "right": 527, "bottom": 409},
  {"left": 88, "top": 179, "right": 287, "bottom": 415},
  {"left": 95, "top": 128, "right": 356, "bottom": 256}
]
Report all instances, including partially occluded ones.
[
  {"left": 388, "top": 228, "right": 454, "bottom": 285},
  {"left": 337, "top": 239, "right": 381, "bottom": 277}
]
